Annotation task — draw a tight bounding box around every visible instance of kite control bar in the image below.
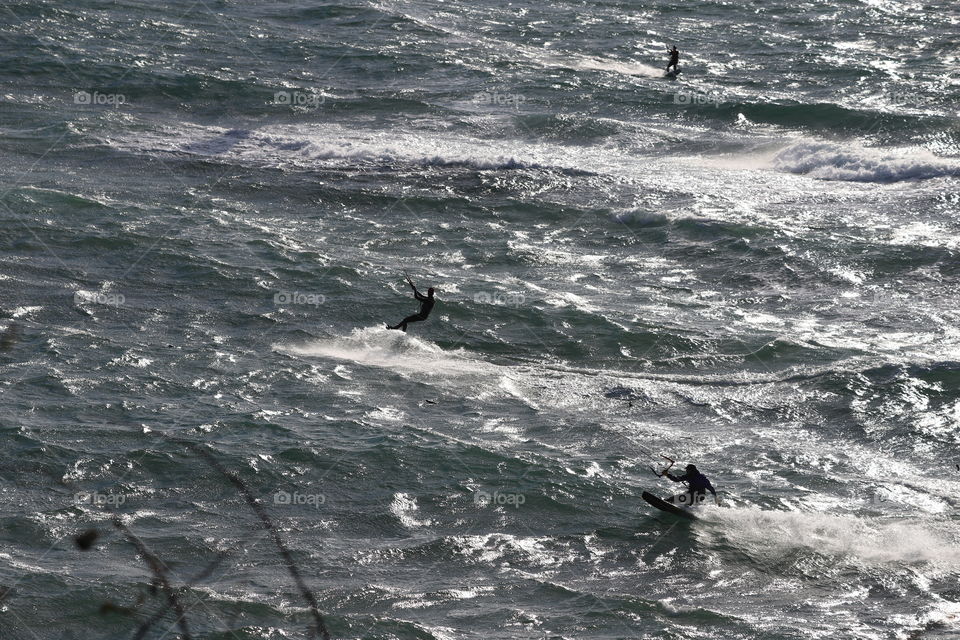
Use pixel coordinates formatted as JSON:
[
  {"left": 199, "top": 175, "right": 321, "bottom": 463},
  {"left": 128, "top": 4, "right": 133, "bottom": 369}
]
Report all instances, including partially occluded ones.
[
  {"left": 403, "top": 270, "right": 416, "bottom": 289},
  {"left": 650, "top": 455, "right": 675, "bottom": 478}
]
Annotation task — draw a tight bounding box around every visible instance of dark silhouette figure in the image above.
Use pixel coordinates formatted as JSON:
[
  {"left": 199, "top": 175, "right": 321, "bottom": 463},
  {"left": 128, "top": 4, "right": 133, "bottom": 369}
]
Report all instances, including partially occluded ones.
[
  {"left": 665, "top": 463, "right": 719, "bottom": 506},
  {"left": 0, "top": 322, "right": 19, "bottom": 351},
  {"left": 388, "top": 283, "right": 435, "bottom": 332},
  {"left": 666, "top": 46, "right": 680, "bottom": 73}
]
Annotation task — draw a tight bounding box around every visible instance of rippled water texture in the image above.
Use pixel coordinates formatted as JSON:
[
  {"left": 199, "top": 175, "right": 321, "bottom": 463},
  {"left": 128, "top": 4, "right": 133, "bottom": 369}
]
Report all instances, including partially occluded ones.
[{"left": 1, "top": 0, "right": 959, "bottom": 638}]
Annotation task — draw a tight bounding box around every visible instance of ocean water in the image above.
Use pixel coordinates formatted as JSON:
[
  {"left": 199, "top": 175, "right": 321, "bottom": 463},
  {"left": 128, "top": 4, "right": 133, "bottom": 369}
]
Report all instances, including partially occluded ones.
[{"left": 1, "top": 0, "right": 959, "bottom": 638}]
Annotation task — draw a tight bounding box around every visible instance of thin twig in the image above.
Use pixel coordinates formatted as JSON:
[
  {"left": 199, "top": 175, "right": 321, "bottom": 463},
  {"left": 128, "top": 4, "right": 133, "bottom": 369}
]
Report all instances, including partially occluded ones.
[
  {"left": 131, "top": 551, "right": 230, "bottom": 640},
  {"left": 180, "top": 440, "right": 331, "bottom": 640},
  {"left": 112, "top": 516, "right": 193, "bottom": 640}
]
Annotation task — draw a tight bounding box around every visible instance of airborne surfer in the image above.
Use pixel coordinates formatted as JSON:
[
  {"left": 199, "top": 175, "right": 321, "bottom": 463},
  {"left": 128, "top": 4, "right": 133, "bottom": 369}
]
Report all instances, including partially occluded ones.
[
  {"left": 387, "top": 273, "right": 435, "bottom": 332},
  {"left": 664, "top": 463, "right": 719, "bottom": 506},
  {"left": 666, "top": 45, "right": 680, "bottom": 74}
]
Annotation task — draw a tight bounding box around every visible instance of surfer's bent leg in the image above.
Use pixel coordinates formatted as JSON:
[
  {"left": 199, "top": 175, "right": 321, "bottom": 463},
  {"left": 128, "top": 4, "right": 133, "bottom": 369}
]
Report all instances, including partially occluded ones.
[{"left": 390, "top": 313, "right": 427, "bottom": 332}]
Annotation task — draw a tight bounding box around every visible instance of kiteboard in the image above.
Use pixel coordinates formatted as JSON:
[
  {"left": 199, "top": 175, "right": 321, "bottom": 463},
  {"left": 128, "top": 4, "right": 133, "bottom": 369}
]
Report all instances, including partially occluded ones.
[{"left": 641, "top": 490, "right": 697, "bottom": 521}]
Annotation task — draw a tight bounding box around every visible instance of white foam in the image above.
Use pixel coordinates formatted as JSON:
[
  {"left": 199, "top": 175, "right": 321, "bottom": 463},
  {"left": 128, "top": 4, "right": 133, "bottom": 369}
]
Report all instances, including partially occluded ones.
[
  {"left": 702, "top": 507, "right": 960, "bottom": 570},
  {"left": 391, "top": 492, "right": 431, "bottom": 528},
  {"left": 365, "top": 406, "right": 406, "bottom": 423},
  {"left": 278, "top": 327, "right": 488, "bottom": 378},
  {"left": 452, "top": 533, "right": 573, "bottom": 567},
  {"left": 542, "top": 52, "right": 662, "bottom": 77},
  {"left": 107, "top": 122, "right": 549, "bottom": 172},
  {"left": 11, "top": 305, "right": 41, "bottom": 318},
  {"left": 773, "top": 141, "right": 960, "bottom": 182}
]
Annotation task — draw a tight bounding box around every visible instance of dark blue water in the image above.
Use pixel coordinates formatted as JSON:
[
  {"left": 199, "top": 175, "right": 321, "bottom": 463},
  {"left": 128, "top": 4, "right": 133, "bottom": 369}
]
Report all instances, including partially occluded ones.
[{"left": 2, "top": 0, "right": 959, "bottom": 638}]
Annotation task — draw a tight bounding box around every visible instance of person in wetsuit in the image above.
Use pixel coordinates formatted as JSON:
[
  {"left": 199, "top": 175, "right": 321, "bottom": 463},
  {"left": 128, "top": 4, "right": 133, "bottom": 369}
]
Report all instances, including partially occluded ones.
[
  {"left": 387, "top": 282, "right": 435, "bottom": 332},
  {"left": 666, "top": 46, "right": 680, "bottom": 73},
  {"left": 665, "top": 463, "right": 719, "bottom": 506}
]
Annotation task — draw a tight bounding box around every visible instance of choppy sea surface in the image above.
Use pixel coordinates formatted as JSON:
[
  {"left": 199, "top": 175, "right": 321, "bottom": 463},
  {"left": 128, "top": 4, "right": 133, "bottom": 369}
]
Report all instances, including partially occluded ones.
[{"left": 2, "top": 0, "right": 960, "bottom": 638}]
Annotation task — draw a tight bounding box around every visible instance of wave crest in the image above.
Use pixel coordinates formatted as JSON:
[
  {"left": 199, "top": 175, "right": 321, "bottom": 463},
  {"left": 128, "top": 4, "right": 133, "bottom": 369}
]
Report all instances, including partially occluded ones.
[{"left": 773, "top": 141, "right": 960, "bottom": 182}]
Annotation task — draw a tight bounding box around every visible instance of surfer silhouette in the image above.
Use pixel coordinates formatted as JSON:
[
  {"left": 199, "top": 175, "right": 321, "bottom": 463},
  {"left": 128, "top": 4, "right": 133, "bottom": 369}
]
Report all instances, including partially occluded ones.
[
  {"left": 0, "top": 322, "right": 20, "bottom": 351},
  {"left": 666, "top": 46, "right": 680, "bottom": 73},
  {"left": 665, "top": 463, "right": 719, "bottom": 506},
  {"left": 387, "top": 275, "right": 435, "bottom": 332}
]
